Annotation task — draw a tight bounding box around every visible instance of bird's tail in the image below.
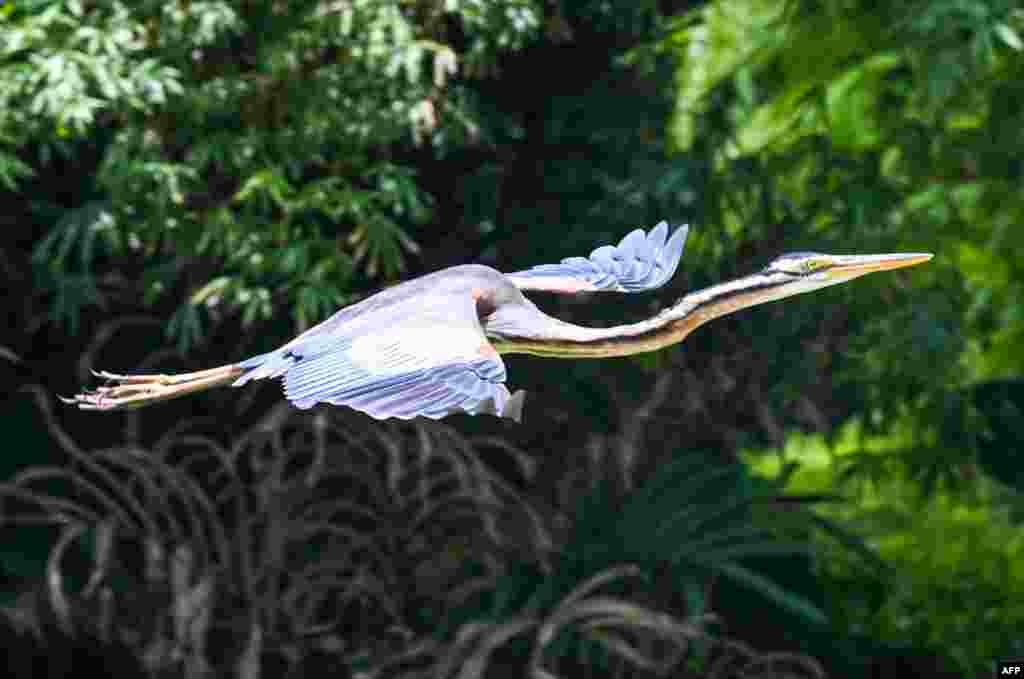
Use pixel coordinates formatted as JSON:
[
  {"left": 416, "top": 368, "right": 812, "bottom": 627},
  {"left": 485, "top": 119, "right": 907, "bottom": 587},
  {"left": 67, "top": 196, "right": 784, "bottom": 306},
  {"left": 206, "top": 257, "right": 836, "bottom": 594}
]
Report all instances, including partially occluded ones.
[{"left": 61, "top": 364, "right": 244, "bottom": 411}]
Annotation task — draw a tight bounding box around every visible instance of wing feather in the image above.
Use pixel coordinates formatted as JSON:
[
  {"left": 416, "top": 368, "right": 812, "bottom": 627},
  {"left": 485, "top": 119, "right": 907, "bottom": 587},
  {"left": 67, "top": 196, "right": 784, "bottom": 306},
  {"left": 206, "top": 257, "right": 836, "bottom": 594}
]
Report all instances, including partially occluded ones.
[
  {"left": 506, "top": 222, "right": 688, "bottom": 294},
  {"left": 232, "top": 295, "right": 524, "bottom": 421}
]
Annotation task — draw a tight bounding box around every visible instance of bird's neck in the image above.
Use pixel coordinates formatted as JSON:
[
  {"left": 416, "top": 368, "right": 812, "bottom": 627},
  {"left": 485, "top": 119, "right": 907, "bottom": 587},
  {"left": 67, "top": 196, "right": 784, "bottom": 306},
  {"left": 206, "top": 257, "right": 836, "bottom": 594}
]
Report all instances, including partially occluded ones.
[{"left": 488, "top": 272, "right": 794, "bottom": 358}]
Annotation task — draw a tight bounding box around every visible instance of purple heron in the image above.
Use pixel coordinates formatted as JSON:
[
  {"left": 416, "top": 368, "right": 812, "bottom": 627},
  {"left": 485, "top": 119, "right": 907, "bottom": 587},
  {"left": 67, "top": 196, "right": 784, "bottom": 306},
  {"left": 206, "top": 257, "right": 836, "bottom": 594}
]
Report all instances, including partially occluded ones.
[{"left": 62, "top": 223, "right": 931, "bottom": 422}]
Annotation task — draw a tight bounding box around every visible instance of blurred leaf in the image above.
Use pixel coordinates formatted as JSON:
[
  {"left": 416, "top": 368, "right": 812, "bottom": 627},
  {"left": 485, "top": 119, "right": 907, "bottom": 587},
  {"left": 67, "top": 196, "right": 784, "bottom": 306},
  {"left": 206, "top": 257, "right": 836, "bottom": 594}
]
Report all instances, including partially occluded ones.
[
  {"left": 825, "top": 54, "right": 902, "bottom": 151},
  {"left": 166, "top": 303, "right": 204, "bottom": 352},
  {"left": 714, "top": 561, "right": 827, "bottom": 625},
  {"left": 995, "top": 23, "right": 1023, "bottom": 51}
]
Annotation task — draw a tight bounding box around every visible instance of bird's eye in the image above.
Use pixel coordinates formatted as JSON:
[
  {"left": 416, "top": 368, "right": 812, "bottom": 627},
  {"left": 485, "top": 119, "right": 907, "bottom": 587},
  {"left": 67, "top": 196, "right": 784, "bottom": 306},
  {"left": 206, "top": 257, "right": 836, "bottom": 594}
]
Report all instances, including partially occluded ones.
[
  {"left": 771, "top": 259, "right": 807, "bottom": 274},
  {"left": 769, "top": 254, "right": 826, "bottom": 274}
]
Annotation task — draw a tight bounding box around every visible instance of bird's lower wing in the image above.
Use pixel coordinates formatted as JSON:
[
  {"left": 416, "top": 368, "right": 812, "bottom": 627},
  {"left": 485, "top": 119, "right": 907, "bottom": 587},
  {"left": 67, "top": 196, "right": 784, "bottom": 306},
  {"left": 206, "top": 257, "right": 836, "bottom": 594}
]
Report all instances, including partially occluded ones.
[
  {"left": 505, "top": 221, "right": 688, "bottom": 294},
  {"left": 233, "top": 297, "right": 524, "bottom": 422}
]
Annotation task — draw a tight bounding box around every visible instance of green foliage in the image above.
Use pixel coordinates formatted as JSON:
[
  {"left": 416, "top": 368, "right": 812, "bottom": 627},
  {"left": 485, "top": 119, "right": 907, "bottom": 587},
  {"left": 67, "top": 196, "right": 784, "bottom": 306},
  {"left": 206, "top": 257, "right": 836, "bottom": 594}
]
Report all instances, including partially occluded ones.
[
  {"left": 666, "top": 0, "right": 1024, "bottom": 672},
  {"left": 747, "top": 419, "right": 1024, "bottom": 676},
  {"left": 665, "top": 0, "right": 1024, "bottom": 459},
  {"left": 7, "top": 0, "right": 1024, "bottom": 675},
  {"left": 4, "top": 0, "right": 541, "bottom": 346}
]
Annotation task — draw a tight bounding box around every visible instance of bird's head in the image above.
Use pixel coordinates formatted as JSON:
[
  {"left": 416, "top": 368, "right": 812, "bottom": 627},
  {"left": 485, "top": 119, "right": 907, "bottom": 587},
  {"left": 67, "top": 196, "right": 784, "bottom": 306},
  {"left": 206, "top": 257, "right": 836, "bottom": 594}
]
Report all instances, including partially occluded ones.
[{"left": 761, "top": 251, "right": 933, "bottom": 296}]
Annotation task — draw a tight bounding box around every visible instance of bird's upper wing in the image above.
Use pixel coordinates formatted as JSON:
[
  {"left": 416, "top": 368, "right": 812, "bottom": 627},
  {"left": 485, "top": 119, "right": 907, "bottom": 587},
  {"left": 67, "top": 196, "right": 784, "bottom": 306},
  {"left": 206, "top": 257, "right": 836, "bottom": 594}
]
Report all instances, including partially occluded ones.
[
  {"left": 505, "top": 222, "right": 688, "bottom": 294},
  {"left": 232, "top": 295, "right": 524, "bottom": 421}
]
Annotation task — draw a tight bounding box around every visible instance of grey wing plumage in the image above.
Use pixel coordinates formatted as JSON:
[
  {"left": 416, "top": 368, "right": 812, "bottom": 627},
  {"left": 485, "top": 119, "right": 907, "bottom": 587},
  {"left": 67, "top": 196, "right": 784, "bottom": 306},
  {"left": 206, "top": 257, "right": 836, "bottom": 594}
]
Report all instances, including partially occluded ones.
[
  {"left": 233, "top": 295, "right": 525, "bottom": 421},
  {"left": 505, "top": 222, "right": 688, "bottom": 293}
]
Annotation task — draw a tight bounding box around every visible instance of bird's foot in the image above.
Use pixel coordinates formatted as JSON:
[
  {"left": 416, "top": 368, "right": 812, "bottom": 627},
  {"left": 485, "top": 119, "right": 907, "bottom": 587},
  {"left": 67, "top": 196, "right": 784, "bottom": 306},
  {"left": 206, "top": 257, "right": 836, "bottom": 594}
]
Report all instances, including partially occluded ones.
[
  {"left": 59, "top": 372, "right": 173, "bottom": 410},
  {"left": 59, "top": 365, "right": 243, "bottom": 411}
]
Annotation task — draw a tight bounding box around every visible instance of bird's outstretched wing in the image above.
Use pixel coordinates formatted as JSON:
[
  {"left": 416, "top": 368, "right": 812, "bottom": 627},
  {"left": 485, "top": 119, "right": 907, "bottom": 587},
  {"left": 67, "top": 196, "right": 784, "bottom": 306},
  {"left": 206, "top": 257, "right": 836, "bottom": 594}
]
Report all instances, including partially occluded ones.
[
  {"left": 233, "top": 295, "right": 524, "bottom": 421},
  {"left": 505, "top": 222, "right": 688, "bottom": 294}
]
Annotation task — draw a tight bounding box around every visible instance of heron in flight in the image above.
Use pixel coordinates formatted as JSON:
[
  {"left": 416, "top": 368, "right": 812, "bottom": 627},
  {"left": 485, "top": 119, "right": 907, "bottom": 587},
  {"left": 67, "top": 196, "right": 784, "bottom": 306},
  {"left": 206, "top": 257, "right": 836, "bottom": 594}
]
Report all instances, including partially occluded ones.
[{"left": 63, "top": 223, "right": 931, "bottom": 422}]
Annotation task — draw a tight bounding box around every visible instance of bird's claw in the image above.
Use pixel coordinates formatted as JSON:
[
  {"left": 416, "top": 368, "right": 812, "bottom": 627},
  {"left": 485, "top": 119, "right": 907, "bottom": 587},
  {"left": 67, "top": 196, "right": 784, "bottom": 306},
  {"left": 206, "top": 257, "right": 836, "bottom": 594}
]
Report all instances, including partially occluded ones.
[{"left": 62, "top": 372, "right": 166, "bottom": 410}]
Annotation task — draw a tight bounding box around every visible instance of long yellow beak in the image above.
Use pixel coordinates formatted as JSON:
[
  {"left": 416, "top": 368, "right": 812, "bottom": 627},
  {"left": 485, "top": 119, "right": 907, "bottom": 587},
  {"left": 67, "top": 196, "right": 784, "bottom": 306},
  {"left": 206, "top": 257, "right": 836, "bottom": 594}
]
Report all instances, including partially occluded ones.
[{"left": 828, "top": 253, "right": 933, "bottom": 278}]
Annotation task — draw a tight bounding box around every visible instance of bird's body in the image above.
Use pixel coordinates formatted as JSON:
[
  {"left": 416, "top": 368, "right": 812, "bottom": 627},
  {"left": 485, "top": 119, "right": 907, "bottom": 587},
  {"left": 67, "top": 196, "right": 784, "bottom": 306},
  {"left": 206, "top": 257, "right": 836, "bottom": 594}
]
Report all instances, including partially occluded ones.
[{"left": 65, "top": 223, "right": 932, "bottom": 422}]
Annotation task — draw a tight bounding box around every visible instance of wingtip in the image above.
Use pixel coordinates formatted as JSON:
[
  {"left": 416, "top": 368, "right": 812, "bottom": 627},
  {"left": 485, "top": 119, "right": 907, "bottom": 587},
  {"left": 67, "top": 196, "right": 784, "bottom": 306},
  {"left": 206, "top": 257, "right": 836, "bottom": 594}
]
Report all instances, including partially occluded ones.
[
  {"left": 646, "top": 221, "right": 669, "bottom": 251},
  {"left": 670, "top": 222, "right": 689, "bottom": 246},
  {"left": 654, "top": 222, "right": 689, "bottom": 281}
]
